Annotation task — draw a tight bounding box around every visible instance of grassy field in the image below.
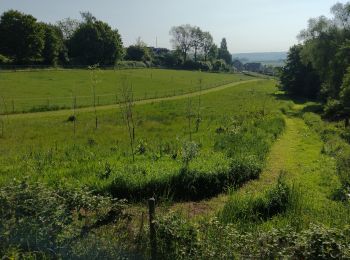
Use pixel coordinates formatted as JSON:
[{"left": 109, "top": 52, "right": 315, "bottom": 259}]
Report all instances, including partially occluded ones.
[
  {"left": 2, "top": 69, "right": 350, "bottom": 258},
  {"left": 0, "top": 69, "right": 253, "bottom": 113},
  {"left": 0, "top": 78, "right": 286, "bottom": 200}
]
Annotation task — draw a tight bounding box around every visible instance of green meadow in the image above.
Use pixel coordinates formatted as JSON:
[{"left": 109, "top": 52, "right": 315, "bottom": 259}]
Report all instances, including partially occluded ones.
[
  {"left": 1, "top": 69, "right": 350, "bottom": 258},
  {"left": 0, "top": 69, "right": 252, "bottom": 113}
]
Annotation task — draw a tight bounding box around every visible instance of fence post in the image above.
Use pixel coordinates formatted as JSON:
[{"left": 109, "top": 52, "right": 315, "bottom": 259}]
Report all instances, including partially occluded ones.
[{"left": 149, "top": 197, "right": 157, "bottom": 260}]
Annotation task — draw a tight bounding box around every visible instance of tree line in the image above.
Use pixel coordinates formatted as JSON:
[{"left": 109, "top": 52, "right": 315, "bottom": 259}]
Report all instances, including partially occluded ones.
[
  {"left": 279, "top": 2, "right": 350, "bottom": 121},
  {"left": 0, "top": 10, "right": 234, "bottom": 71}
]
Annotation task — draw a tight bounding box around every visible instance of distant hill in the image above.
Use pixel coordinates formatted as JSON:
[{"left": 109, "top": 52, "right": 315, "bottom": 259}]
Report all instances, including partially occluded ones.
[{"left": 232, "top": 52, "right": 287, "bottom": 66}]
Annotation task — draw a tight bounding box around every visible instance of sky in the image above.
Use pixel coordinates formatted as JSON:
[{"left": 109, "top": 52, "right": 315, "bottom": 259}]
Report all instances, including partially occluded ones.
[{"left": 0, "top": 0, "right": 348, "bottom": 53}]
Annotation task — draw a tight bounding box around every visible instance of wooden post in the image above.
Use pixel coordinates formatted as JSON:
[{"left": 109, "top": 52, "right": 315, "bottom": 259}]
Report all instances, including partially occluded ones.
[{"left": 149, "top": 198, "right": 156, "bottom": 260}]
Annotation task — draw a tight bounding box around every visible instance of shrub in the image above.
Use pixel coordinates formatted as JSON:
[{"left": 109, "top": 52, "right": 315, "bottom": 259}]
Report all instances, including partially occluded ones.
[
  {"left": 115, "top": 60, "right": 147, "bottom": 69},
  {"left": 0, "top": 179, "right": 128, "bottom": 258},
  {"left": 323, "top": 99, "right": 344, "bottom": 120},
  {"left": 213, "top": 59, "right": 230, "bottom": 72},
  {"left": 0, "top": 54, "right": 11, "bottom": 65},
  {"left": 152, "top": 214, "right": 350, "bottom": 259},
  {"left": 155, "top": 212, "right": 198, "bottom": 259}
]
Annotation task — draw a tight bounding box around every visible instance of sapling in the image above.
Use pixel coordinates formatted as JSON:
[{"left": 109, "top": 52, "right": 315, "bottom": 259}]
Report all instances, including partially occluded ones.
[
  {"left": 0, "top": 96, "right": 8, "bottom": 138},
  {"left": 186, "top": 98, "right": 194, "bottom": 141},
  {"left": 195, "top": 78, "right": 202, "bottom": 132},
  {"left": 120, "top": 77, "right": 136, "bottom": 162},
  {"left": 89, "top": 64, "right": 100, "bottom": 130}
]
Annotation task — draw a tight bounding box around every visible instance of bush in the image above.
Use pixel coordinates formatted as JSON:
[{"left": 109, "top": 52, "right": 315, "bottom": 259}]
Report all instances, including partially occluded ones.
[
  {"left": 0, "top": 179, "right": 128, "bottom": 258},
  {"left": 213, "top": 59, "right": 230, "bottom": 72},
  {"left": 323, "top": 99, "right": 344, "bottom": 120},
  {"left": 155, "top": 212, "right": 198, "bottom": 259},
  {"left": 152, "top": 214, "right": 350, "bottom": 259},
  {"left": 115, "top": 60, "right": 147, "bottom": 69},
  {"left": 198, "top": 61, "right": 213, "bottom": 71},
  {"left": 0, "top": 54, "right": 11, "bottom": 65}
]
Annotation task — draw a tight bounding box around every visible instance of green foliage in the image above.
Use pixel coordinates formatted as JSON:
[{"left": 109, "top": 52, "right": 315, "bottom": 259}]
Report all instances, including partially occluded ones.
[
  {"left": 125, "top": 44, "right": 151, "bottom": 62},
  {"left": 340, "top": 67, "right": 350, "bottom": 108},
  {"left": 152, "top": 214, "right": 350, "bottom": 259},
  {"left": 280, "top": 45, "right": 320, "bottom": 98},
  {"left": 0, "top": 54, "right": 11, "bottom": 64},
  {"left": 212, "top": 59, "right": 229, "bottom": 72},
  {"left": 41, "top": 23, "right": 64, "bottom": 65},
  {"left": 68, "top": 14, "right": 123, "bottom": 65},
  {"left": 0, "top": 10, "right": 44, "bottom": 63},
  {"left": 218, "top": 38, "right": 232, "bottom": 65},
  {"left": 0, "top": 179, "right": 128, "bottom": 258},
  {"left": 324, "top": 99, "right": 344, "bottom": 120},
  {"left": 155, "top": 212, "right": 198, "bottom": 259}
]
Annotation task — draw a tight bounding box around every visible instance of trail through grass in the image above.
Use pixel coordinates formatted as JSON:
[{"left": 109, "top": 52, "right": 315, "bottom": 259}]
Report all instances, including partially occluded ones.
[
  {"left": 221, "top": 106, "right": 350, "bottom": 228},
  {"left": 7, "top": 79, "right": 260, "bottom": 119},
  {"left": 174, "top": 107, "right": 349, "bottom": 227}
]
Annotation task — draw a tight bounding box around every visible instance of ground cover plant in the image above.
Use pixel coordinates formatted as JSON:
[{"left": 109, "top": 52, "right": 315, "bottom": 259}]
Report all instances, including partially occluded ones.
[{"left": 0, "top": 68, "right": 252, "bottom": 113}]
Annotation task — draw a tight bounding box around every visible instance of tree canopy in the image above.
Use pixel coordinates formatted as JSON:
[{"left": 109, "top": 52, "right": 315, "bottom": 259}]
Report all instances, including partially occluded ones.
[
  {"left": 68, "top": 13, "right": 123, "bottom": 65},
  {"left": 280, "top": 2, "right": 350, "bottom": 119},
  {"left": 0, "top": 10, "right": 44, "bottom": 63}
]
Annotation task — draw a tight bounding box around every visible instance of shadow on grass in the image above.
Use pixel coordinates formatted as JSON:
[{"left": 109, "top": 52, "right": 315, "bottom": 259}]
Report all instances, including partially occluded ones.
[{"left": 272, "top": 92, "right": 323, "bottom": 115}]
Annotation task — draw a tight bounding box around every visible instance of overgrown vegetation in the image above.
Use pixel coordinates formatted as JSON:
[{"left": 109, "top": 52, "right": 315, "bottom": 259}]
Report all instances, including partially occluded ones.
[{"left": 0, "top": 179, "right": 134, "bottom": 259}]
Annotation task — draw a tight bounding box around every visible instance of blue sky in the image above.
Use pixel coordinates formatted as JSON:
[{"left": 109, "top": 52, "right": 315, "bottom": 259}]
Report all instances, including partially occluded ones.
[{"left": 0, "top": 0, "right": 347, "bottom": 53}]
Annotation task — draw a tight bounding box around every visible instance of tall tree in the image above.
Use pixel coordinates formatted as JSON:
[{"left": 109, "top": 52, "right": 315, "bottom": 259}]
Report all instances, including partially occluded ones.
[
  {"left": 280, "top": 45, "right": 320, "bottom": 98},
  {"left": 0, "top": 10, "right": 44, "bottom": 64},
  {"left": 190, "top": 26, "right": 203, "bottom": 62},
  {"left": 218, "top": 38, "right": 232, "bottom": 65},
  {"left": 41, "top": 23, "right": 64, "bottom": 65},
  {"left": 201, "top": 31, "right": 213, "bottom": 61},
  {"left": 68, "top": 13, "right": 123, "bottom": 65},
  {"left": 169, "top": 24, "right": 192, "bottom": 62},
  {"left": 57, "top": 18, "right": 80, "bottom": 40}
]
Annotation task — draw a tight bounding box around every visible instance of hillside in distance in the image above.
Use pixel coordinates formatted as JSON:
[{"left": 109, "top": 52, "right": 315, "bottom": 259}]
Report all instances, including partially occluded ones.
[{"left": 232, "top": 51, "right": 287, "bottom": 66}]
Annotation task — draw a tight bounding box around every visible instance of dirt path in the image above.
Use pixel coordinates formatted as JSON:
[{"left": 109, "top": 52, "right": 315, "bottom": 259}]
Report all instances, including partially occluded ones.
[{"left": 7, "top": 79, "right": 262, "bottom": 119}]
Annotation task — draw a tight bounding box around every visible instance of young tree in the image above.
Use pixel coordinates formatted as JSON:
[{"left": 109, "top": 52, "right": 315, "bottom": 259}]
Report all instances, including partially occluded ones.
[
  {"left": 169, "top": 24, "right": 192, "bottom": 62},
  {"left": 89, "top": 64, "right": 100, "bottom": 129},
  {"left": 186, "top": 98, "right": 194, "bottom": 141},
  {"left": 120, "top": 78, "right": 136, "bottom": 162},
  {"left": 0, "top": 10, "right": 44, "bottom": 63}
]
